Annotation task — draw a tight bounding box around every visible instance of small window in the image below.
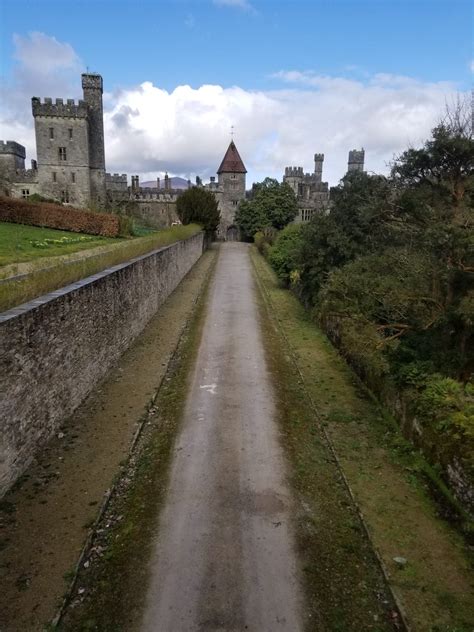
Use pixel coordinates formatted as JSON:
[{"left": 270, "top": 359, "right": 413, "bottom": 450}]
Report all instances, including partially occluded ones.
[
  {"left": 61, "top": 190, "right": 69, "bottom": 203},
  {"left": 49, "top": 128, "right": 54, "bottom": 139},
  {"left": 58, "top": 147, "right": 67, "bottom": 161},
  {"left": 71, "top": 172, "right": 75, "bottom": 183},
  {"left": 68, "top": 128, "right": 73, "bottom": 139},
  {"left": 52, "top": 172, "right": 56, "bottom": 182},
  {"left": 232, "top": 200, "right": 238, "bottom": 206},
  {"left": 21, "top": 189, "right": 30, "bottom": 199}
]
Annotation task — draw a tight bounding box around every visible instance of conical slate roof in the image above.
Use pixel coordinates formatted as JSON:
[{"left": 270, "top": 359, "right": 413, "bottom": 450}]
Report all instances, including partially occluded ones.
[{"left": 217, "top": 140, "right": 247, "bottom": 174}]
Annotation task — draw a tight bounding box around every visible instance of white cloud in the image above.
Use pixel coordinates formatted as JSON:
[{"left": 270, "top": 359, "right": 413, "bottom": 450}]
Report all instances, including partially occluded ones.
[
  {"left": 0, "top": 32, "right": 83, "bottom": 160},
  {"left": 102, "top": 71, "right": 459, "bottom": 185},
  {"left": 470, "top": 60, "right": 474, "bottom": 73},
  {"left": 213, "top": 0, "right": 256, "bottom": 13},
  {"left": 0, "top": 34, "right": 464, "bottom": 187}
]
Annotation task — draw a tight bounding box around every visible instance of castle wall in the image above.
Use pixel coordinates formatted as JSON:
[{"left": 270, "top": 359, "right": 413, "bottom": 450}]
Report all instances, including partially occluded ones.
[
  {"left": 128, "top": 200, "right": 179, "bottom": 229},
  {"left": 0, "top": 231, "right": 205, "bottom": 496}
]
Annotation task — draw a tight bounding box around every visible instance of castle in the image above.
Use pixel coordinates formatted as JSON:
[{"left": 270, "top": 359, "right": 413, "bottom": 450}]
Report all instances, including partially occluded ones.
[
  {"left": 0, "top": 70, "right": 365, "bottom": 234},
  {"left": 283, "top": 149, "right": 365, "bottom": 222},
  {"left": 0, "top": 72, "right": 248, "bottom": 238}
]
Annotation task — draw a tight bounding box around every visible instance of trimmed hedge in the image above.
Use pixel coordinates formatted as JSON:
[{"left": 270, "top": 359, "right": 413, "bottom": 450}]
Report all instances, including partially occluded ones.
[{"left": 0, "top": 196, "right": 121, "bottom": 237}]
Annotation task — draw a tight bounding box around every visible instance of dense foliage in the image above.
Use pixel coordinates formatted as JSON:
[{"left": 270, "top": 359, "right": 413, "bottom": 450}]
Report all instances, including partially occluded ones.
[
  {"left": 176, "top": 186, "right": 220, "bottom": 234},
  {"left": 235, "top": 177, "right": 298, "bottom": 240},
  {"left": 266, "top": 104, "right": 474, "bottom": 478}
]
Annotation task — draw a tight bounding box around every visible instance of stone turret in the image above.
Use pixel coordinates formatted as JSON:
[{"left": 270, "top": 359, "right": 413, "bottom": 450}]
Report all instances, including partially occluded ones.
[
  {"left": 347, "top": 149, "right": 365, "bottom": 173},
  {"left": 283, "top": 166, "right": 303, "bottom": 195},
  {"left": 215, "top": 140, "right": 247, "bottom": 239},
  {"left": 0, "top": 141, "right": 26, "bottom": 177},
  {"left": 313, "top": 153, "right": 324, "bottom": 184},
  {"left": 81, "top": 74, "right": 106, "bottom": 207}
]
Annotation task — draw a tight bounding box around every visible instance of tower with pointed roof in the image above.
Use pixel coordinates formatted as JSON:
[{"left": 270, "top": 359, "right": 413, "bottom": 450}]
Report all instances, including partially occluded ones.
[{"left": 215, "top": 140, "right": 247, "bottom": 240}]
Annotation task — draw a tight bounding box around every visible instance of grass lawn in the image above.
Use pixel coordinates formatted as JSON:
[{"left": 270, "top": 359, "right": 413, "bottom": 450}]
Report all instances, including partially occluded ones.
[
  {"left": 0, "top": 222, "right": 201, "bottom": 312},
  {"left": 0, "top": 222, "right": 114, "bottom": 266}
]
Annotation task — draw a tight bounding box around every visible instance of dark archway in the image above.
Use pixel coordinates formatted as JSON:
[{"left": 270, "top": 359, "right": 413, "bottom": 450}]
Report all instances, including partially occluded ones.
[{"left": 226, "top": 225, "right": 239, "bottom": 241}]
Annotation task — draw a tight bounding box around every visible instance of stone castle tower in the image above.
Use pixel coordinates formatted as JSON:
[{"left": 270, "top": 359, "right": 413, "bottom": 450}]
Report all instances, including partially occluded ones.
[
  {"left": 347, "top": 149, "right": 365, "bottom": 173},
  {"left": 31, "top": 73, "right": 106, "bottom": 208},
  {"left": 283, "top": 153, "right": 330, "bottom": 222},
  {"left": 215, "top": 140, "right": 247, "bottom": 239}
]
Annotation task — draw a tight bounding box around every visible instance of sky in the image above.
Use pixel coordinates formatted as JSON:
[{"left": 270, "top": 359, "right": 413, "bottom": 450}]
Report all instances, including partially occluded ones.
[{"left": 0, "top": 0, "right": 472, "bottom": 186}]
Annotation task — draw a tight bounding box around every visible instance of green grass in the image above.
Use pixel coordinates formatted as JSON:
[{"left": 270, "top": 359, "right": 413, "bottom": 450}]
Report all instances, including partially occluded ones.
[
  {"left": 0, "top": 223, "right": 202, "bottom": 312},
  {"left": 0, "top": 222, "right": 114, "bottom": 266}
]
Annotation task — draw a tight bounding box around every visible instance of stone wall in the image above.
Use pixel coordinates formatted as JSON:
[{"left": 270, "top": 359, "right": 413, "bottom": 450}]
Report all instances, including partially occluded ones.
[
  {"left": 0, "top": 232, "right": 204, "bottom": 496},
  {"left": 128, "top": 200, "right": 179, "bottom": 229}
]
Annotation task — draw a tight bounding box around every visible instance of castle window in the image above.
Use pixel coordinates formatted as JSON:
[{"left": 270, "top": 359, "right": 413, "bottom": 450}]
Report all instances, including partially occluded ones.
[
  {"left": 68, "top": 128, "right": 73, "bottom": 140},
  {"left": 59, "top": 147, "right": 67, "bottom": 161},
  {"left": 49, "top": 128, "right": 54, "bottom": 139},
  {"left": 52, "top": 172, "right": 56, "bottom": 182},
  {"left": 232, "top": 200, "right": 238, "bottom": 206},
  {"left": 71, "top": 172, "right": 76, "bottom": 183},
  {"left": 21, "top": 189, "right": 30, "bottom": 199},
  {"left": 61, "top": 190, "right": 69, "bottom": 203}
]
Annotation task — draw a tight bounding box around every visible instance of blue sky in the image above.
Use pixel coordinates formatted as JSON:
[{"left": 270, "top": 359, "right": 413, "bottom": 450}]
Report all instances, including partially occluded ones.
[{"left": 0, "top": 0, "right": 472, "bottom": 184}]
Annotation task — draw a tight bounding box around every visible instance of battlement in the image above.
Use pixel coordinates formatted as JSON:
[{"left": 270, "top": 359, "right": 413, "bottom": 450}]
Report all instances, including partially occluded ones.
[
  {"left": 32, "top": 97, "right": 88, "bottom": 118},
  {"left": 82, "top": 73, "right": 103, "bottom": 92},
  {"left": 314, "top": 153, "right": 324, "bottom": 162},
  {"left": 284, "top": 166, "right": 304, "bottom": 178},
  {"left": 13, "top": 168, "right": 38, "bottom": 183},
  {"left": 0, "top": 140, "right": 26, "bottom": 158},
  {"left": 348, "top": 149, "right": 365, "bottom": 164},
  {"left": 105, "top": 173, "right": 127, "bottom": 183}
]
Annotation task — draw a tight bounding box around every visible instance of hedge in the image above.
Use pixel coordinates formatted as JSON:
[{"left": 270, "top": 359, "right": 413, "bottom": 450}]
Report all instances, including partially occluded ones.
[{"left": 0, "top": 196, "right": 121, "bottom": 237}]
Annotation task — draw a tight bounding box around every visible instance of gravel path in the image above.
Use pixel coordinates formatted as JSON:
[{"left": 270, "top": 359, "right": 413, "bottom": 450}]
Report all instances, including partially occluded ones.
[{"left": 141, "top": 243, "right": 303, "bottom": 631}]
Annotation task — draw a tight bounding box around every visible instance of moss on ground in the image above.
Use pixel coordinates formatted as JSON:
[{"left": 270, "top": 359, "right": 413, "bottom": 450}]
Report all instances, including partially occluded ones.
[{"left": 251, "top": 247, "right": 474, "bottom": 632}]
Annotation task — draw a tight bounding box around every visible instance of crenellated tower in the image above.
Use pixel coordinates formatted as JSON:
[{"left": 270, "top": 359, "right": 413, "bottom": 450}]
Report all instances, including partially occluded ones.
[
  {"left": 347, "top": 149, "right": 365, "bottom": 173},
  {"left": 313, "top": 153, "right": 324, "bottom": 184},
  {"left": 31, "top": 73, "right": 106, "bottom": 208},
  {"left": 283, "top": 152, "right": 330, "bottom": 223}
]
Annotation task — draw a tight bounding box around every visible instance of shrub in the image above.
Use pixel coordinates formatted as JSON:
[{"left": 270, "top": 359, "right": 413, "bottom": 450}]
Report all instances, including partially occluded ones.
[
  {"left": 0, "top": 196, "right": 124, "bottom": 237},
  {"left": 267, "top": 224, "right": 303, "bottom": 285}
]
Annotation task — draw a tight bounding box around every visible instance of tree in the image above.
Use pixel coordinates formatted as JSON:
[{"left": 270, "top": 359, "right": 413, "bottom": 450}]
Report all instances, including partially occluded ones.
[
  {"left": 235, "top": 177, "right": 298, "bottom": 240},
  {"left": 267, "top": 224, "right": 304, "bottom": 285},
  {"left": 176, "top": 186, "right": 220, "bottom": 234},
  {"left": 297, "top": 171, "right": 392, "bottom": 302},
  {"left": 234, "top": 200, "right": 266, "bottom": 241}
]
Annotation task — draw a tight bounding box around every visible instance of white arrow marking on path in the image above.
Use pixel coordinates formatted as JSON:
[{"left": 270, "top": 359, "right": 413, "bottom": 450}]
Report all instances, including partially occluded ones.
[{"left": 200, "top": 383, "right": 217, "bottom": 395}]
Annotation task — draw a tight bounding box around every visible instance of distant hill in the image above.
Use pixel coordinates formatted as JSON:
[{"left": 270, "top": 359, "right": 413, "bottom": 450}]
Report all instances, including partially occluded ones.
[{"left": 140, "top": 177, "right": 189, "bottom": 190}]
